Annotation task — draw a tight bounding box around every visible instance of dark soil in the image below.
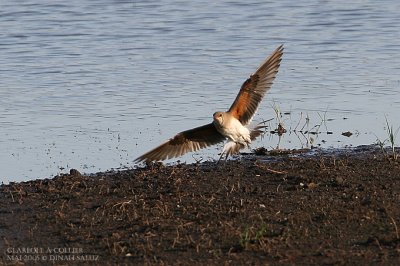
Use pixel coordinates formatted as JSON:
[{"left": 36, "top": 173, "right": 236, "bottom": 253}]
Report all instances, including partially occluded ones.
[{"left": 1, "top": 146, "right": 400, "bottom": 265}]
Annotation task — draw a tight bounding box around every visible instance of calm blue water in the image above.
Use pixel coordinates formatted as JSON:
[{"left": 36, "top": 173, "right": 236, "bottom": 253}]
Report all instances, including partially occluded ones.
[{"left": 1, "top": 0, "right": 400, "bottom": 182}]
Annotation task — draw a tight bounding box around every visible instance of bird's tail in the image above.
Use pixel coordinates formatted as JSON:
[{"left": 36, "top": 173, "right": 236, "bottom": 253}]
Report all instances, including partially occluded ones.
[
  {"left": 250, "top": 122, "right": 268, "bottom": 140},
  {"left": 221, "top": 141, "right": 245, "bottom": 158}
]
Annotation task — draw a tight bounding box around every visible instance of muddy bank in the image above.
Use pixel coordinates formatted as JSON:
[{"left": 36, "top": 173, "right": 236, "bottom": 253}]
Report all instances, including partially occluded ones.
[{"left": 1, "top": 146, "right": 400, "bottom": 265}]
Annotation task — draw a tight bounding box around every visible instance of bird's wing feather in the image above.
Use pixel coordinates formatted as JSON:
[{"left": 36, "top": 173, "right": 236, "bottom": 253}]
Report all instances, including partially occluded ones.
[
  {"left": 135, "top": 123, "right": 225, "bottom": 163},
  {"left": 228, "top": 45, "right": 283, "bottom": 125}
]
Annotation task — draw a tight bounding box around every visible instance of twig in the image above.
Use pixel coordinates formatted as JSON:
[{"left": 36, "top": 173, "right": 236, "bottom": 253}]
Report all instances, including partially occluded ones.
[
  {"left": 389, "top": 216, "right": 399, "bottom": 240},
  {"left": 255, "top": 162, "right": 287, "bottom": 175}
]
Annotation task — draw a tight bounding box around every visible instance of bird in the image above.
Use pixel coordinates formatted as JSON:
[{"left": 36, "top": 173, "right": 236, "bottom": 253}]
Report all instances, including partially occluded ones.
[{"left": 135, "top": 45, "right": 284, "bottom": 163}]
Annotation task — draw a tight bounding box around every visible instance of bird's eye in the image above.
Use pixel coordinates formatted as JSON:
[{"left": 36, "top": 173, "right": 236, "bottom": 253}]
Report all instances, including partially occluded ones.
[{"left": 219, "top": 114, "right": 222, "bottom": 117}]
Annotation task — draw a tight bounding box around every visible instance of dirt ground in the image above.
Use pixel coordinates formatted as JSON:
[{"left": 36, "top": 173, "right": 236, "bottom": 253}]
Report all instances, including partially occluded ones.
[{"left": 1, "top": 145, "right": 399, "bottom": 265}]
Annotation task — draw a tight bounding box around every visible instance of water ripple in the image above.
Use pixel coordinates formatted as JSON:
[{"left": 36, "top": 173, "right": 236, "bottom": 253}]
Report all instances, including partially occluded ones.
[{"left": 1, "top": 0, "right": 399, "bottom": 182}]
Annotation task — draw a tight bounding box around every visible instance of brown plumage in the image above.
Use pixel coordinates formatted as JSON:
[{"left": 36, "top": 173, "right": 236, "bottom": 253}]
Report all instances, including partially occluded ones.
[
  {"left": 135, "top": 45, "right": 283, "bottom": 163},
  {"left": 228, "top": 44, "right": 284, "bottom": 125},
  {"left": 135, "top": 123, "right": 225, "bottom": 162}
]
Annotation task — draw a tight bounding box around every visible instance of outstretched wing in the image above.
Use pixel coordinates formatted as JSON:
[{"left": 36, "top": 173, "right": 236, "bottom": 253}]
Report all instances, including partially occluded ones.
[
  {"left": 228, "top": 45, "right": 283, "bottom": 125},
  {"left": 135, "top": 123, "right": 225, "bottom": 163}
]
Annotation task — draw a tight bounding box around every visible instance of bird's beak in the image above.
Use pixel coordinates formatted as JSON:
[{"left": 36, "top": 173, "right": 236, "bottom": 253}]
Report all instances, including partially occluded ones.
[{"left": 213, "top": 114, "right": 222, "bottom": 125}]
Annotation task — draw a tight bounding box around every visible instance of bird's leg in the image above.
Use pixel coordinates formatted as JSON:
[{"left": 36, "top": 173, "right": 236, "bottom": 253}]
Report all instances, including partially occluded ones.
[
  {"left": 217, "top": 152, "right": 225, "bottom": 164},
  {"left": 224, "top": 151, "right": 229, "bottom": 161}
]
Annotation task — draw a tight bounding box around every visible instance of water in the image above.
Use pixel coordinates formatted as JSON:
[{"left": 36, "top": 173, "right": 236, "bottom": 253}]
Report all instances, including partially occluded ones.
[{"left": 1, "top": 0, "right": 399, "bottom": 183}]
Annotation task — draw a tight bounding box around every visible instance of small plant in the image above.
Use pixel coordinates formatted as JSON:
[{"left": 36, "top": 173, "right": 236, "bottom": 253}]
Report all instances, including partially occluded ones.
[
  {"left": 240, "top": 226, "right": 251, "bottom": 248},
  {"left": 239, "top": 223, "right": 268, "bottom": 248},
  {"left": 270, "top": 102, "right": 286, "bottom": 138},
  {"left": 375, "top": 137, "right": 388, "bottom": 158},
  {"left": 375, "top": 116, "right": 399, "bottom": 161},
  {"left": 254, "top": 223, "right": 268, "bottom": 240},
  {"left": 385, "top": 116, "right": 399, "bottom": 160},
  {"left": 271, "top": 101, "right": 282, "bottom": 125},
  {"left": 300, "top": 113, "right": 310, "bottom": 132}
]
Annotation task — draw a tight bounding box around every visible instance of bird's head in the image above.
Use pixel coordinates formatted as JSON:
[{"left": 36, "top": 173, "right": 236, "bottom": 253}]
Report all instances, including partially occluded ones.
[{"left": 213, "top": 111, "right": 225, "bottom": 126}]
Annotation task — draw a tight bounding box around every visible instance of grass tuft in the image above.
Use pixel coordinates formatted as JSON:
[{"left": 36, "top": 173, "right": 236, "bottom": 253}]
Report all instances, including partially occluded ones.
[
  {"left": 376, "top": 115, "right": 399, "bottom": 161},
  {"left": 385, "top": 115, "right": 399, "bottom": 160},
  {"left": 239, "top": 223, "right": 268, "bottom": 248}
]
